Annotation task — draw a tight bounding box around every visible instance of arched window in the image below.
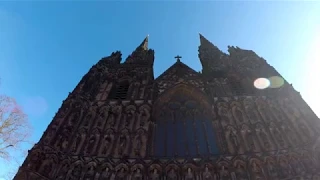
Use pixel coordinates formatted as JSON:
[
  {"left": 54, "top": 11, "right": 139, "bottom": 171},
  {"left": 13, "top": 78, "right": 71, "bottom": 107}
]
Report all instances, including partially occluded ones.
[
  {"left": 109, "top": 80, "right": 130, "bottom": 100},
  {"left": 153, "top": 86, "right": 220, "bottom": 158}
]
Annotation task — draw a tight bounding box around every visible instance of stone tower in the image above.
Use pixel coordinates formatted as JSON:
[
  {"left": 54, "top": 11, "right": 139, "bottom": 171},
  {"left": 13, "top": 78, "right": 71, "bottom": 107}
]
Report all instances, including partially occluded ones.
[{"left": 14, "top": 35, "right": 320, "bottom": 180}]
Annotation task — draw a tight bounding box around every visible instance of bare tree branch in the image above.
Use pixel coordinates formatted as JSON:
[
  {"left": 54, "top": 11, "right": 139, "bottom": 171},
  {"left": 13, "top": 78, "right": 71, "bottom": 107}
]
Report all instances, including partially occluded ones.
[{"left": 0, "top": 91, "right": 32, "bottom": 160}]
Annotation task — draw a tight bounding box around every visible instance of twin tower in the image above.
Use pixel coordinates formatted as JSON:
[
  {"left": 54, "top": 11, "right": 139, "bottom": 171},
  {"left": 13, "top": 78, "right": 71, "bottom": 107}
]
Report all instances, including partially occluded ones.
[{"left": 14, "top": 34, "right": 320, "bottom": 179}]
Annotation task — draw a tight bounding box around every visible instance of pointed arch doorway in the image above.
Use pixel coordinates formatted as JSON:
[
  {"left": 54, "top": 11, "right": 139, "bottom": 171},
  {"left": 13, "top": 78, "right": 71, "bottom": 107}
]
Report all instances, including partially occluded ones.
[{"left": 152, "top": 84, "right": 220, "bottom": 158}]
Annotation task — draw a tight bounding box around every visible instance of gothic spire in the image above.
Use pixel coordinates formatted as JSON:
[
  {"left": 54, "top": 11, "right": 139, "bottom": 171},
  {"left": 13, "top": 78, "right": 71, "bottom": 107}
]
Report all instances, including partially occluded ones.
[
  {"left": 198, "top": 34, "right": 227, "bottom": 76},
  {"left": 124, "top": 35, "right": 154, "bottom": 66}
]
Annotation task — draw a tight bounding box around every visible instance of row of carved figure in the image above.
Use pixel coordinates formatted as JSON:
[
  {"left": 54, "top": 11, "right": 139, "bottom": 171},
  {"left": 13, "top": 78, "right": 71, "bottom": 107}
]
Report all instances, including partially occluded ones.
[
  {"left": 42, "top": 100, "right": 152, "bottom": 152},
  {"left": 214, "top": 97, "right": 316, "bottom": 154},
  {"left": 24, "top": 149, "right": 319, "bottom": 180}
]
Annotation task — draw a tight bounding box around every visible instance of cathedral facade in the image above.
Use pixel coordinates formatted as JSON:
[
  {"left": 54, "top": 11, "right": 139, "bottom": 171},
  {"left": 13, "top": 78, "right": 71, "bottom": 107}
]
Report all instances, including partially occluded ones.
[{"left": 14, "top": 35, "right": 320, "bottom": 180}]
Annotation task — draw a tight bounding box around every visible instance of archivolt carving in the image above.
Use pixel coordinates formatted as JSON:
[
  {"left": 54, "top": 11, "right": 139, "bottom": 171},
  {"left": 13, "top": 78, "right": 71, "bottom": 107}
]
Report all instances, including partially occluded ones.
[
  {"left": 269, "top": 122, "right": 286, "bottom": 148},
  {"left": 123, "top": 105, "right": 136, "bottom": 131},
  {"left": 83, "top": 161, "right": 97, "bottom": 179}
]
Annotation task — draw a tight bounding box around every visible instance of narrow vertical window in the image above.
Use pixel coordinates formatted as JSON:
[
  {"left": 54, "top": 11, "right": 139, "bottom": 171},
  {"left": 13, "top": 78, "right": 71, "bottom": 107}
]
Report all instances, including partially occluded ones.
[{"left": 109, "top": 80, "right": 130, "bottom": 99}]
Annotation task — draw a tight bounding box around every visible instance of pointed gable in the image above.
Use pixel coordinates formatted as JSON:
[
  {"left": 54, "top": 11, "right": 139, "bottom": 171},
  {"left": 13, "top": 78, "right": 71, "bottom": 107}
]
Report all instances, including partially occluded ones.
[{"left": 155, "top": 60, "right": 201, "bottom": 82}]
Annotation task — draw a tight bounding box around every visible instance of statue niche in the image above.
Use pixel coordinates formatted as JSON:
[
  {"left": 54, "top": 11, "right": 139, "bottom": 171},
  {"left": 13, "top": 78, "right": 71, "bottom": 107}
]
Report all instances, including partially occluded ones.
[
  {"left": 55, "top": 161, "right": 70, "bottom": 180},
  {"left": 123, "top": 106, "right": 136, "bottom": 130},
  {"left": 250, "top": 159, "right": 265, "bottom": 180},
  {"left": 226, "top": 125, "right": 242, "bottom": 154},
  {"left": 83, "top": 162, "right": 96, "bottom": 180},
  {"left": 84, "top": 129, "right": 100, "bottom": 155},
  {"left": 115, "top": 166, "right": 129, "bottom": 180},
  {"left": 243, "top": 127, "right": 260, "bottom": 152},
  {"left": 233, "top": 160, "right": 249, "bottom": 180},
  {"left": 255, "top": 124, "right": 273, "bottom": 151},
  {"left": 131, "top": 165, "right": 144, "bottom": 180},
  {"left": 116, "top": 130, "right": 129, "bottom": 157},
  {"left": 184, "top": 167, "right": 197, "bottom": 180},
  {"left": 137, "top": 105, "right": 150, "bottom": 129},
  {"left": 231, "top": 101, "right": 248, "bottom": 125},
  {"left": 94, "top": 106, "right": 110, "bottom": 129},
  {"left": 133, "top": 129, "right": 146, "bottom": 157},
  {"left": 38, "top": 157, "right": 57, "bottom": 178},
  {"left": 99, "top": 130, "right": 115, "bottom": 156},
  {"left": 264, "top": 157, "right": 278, "bottom": 179},
  {"left": 217, "top": 102, "right": 235, "bottom": 127},
  {"left": 68, "top": 162, "right": 83, "bottom": 179},
  {"left": 243, "top": 99, "right": 261, "bottom": 124}
]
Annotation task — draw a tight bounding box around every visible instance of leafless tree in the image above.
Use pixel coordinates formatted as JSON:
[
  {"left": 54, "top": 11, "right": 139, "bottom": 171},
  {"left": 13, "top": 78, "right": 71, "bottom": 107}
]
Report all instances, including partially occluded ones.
[{"left": 0, "top": 93, "right": 32, "bottom": 160}]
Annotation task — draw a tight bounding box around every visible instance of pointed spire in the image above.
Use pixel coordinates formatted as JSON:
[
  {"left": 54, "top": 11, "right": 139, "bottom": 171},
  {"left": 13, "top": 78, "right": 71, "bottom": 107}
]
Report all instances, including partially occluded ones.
[
  {"left": 124, "top": 36, "right": 154, "bottom": 66},
  {"left": 199, "top": 33, "right": 220, "bottom": 50},
  {"left": 135, "top": 35, "right": 148, "bottom": 51}
]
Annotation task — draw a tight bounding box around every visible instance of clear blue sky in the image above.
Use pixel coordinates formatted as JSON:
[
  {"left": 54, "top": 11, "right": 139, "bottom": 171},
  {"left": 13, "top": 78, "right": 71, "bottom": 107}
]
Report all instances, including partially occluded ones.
[{"left": 0, "top": 1, "right": 319, "bottom": 178}]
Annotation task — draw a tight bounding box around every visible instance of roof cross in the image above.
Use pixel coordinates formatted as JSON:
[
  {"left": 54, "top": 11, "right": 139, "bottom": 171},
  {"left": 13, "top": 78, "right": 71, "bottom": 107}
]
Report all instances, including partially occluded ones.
[{"left": 174, "top": 55, "right": 182, "bottom": 62}]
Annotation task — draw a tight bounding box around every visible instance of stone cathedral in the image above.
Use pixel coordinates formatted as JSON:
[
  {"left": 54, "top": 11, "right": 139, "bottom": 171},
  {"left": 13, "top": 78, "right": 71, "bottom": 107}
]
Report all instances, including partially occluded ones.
[{"left": 14, "top": 34, "right": 320, "bottom": 180}]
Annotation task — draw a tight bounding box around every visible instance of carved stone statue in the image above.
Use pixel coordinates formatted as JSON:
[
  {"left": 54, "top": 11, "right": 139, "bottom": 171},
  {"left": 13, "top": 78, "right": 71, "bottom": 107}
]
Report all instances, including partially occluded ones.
[
  {"left": 260, "top": 131, "right": 270, "bottom": 150},
  {"left": 118, "top": 135, "right": 127, "bottom": 155},
  {"left": 133, "top": 168, "right": 143, "bottom": 180},
  {"left": 202, "top": 166, "right": 213, "bottom": 179},
  {"left": 247, "top": 131, "right": 256, "bottom": 151},
  {"left": 134, "top": 133, "right": 143, "bottom": 156},
  {"left": 100, "top": 167, "right": 111, "bottom": 179},
  {"left": 102, "top": 134, "right": 112, "bottom": 155},
  {"left": 84, "top": 164, "right": 95, "bottom": 179},
  {"left": 251, "top": 161, "right": 264, "bottom": 179},
  {"left": 220, "top": 166, "right": 230, "bottom": 180},
  {"left": 139, "top": 107, "right": 149, "bottom": 127},
  {"left": 41, "top": 161, "right": 53, "bottom": 177},
  {"left": 229, "top": 129, "right": 239, "bottom": 149},
  {"left": 150, "top": 168, "right": 160, "bottom": 180},
  {"left": 71, "top": 164, "right": 82, "bottom": 178},
  {"left": 235, "top": 163, "right": 248, "bottom": 180},
  {"left": 266, "top": 160, "right": 278, "bottom": 178},
  {"left": 168, "top": 168, "right": 178, "bottom": 180},
  {"left": 116, "top": 167, "right": 127, "bottom": 180},
  {"left": 72, "top": 134, "right": 82, "bottom": 153},
  {"left": 185, "top": 167, "right": 194, "bottom": 179},
  {"left": 85, "top": 136, "right": 96, "bottom": 155}
]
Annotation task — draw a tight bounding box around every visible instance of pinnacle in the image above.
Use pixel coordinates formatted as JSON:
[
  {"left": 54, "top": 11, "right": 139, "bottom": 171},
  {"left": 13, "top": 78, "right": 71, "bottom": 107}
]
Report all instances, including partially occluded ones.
[{"left": 136, "top": 35, "right": 148, "bottom": 51}]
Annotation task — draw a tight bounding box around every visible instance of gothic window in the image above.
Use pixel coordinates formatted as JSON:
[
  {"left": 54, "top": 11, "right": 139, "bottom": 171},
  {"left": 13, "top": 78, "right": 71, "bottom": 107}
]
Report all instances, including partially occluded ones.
[
  {"left": 153, "top": 92, "right": 220, "bottom": 158},
  {"left": 109, "top": 80, "right": 130, "bottom": 100}
]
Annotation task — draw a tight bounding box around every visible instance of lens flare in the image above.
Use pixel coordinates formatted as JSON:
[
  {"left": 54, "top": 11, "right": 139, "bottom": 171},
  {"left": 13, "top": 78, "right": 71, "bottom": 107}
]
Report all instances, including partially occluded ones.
[
  {"left": 254, "top": 78, "right": 270, "bottom": 89},
  {"left": 268, "top": 76, "right": 284, "bottom": 88}
]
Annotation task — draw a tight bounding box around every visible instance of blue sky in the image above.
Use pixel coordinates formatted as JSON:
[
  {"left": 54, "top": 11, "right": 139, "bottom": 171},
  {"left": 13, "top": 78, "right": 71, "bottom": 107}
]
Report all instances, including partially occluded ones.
[{"left": 0, "top": 1, "right": 319, "bottom": 178}]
